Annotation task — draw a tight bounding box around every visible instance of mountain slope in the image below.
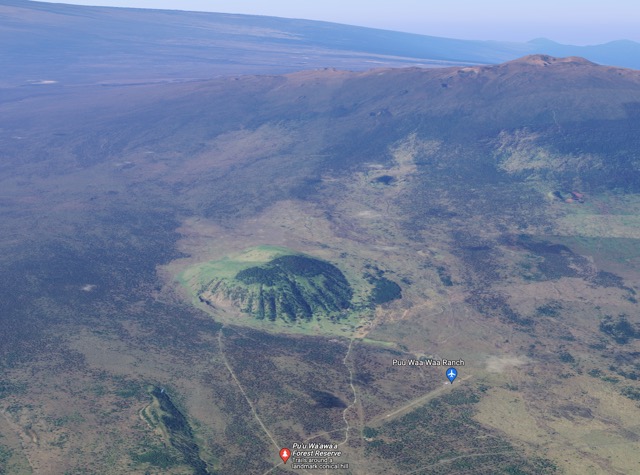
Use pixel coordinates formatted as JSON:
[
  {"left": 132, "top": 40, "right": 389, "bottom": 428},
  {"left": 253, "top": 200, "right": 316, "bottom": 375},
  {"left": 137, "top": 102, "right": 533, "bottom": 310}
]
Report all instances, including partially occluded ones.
[
  {"left": 1, "top": 56, "right": 640, "bottom": 473},
  {"left": 2, "top": 0, "right": 639, "bottom": 87}
]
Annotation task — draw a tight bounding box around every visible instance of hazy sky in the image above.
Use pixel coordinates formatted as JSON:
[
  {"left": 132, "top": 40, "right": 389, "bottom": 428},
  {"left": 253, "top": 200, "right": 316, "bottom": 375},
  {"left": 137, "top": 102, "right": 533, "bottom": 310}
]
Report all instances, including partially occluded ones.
[{"left": 33, "top": 1, "right": 640, "bottom": 45}]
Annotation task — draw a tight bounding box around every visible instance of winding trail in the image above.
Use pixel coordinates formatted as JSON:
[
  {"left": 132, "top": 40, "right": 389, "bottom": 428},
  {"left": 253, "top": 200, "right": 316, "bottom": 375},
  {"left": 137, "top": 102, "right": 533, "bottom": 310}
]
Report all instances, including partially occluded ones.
[
  {"left": 260, "top": 337, "right": 358, "bottom": 475},
  {"left": 219, "top": 326, "right": 321, "bottom": 475},
  {"left": 217, "top": 327, "right": 280, "bottom": 452},
  {"left": 338, "top": 338, "right": 358, "bottom": 446}
]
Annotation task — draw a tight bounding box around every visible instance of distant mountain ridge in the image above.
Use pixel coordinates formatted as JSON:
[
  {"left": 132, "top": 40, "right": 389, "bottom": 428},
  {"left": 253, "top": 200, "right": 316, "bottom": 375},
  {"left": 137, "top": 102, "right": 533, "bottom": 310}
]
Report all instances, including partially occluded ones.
[{"left": 1, "top": 0, "right": 639, "bottom": 86}]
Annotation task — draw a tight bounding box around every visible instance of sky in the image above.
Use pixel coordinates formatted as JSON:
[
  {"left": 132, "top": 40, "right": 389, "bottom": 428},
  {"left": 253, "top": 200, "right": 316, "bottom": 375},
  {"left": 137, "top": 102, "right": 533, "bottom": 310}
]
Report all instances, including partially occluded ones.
[{"left": 33, "top": 0, "right": 640, "bottom": 45}]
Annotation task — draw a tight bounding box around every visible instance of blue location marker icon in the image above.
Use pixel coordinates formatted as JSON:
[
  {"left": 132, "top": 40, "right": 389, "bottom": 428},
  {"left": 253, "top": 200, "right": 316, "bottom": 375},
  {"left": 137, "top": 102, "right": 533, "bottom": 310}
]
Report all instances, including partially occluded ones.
[{"left": 446, "top": 367, "right": 458, "bottom": 384}]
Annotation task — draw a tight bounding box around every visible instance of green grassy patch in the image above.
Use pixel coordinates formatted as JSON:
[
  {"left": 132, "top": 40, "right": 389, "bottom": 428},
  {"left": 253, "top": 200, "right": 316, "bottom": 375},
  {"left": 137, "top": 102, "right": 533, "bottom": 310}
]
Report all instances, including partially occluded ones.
[
  {"left": 139, "top": 386, "right": 210, "bottom": 474},
  {"left": 179, "top": 246, "right": 399, "bottom": 336}
]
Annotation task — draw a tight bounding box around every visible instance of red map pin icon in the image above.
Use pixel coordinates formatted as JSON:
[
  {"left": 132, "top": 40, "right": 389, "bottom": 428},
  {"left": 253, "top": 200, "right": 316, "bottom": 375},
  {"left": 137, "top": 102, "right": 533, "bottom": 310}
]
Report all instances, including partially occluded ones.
[{"left": 280, "top": 447, "right": 291, "bottom": 464}]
